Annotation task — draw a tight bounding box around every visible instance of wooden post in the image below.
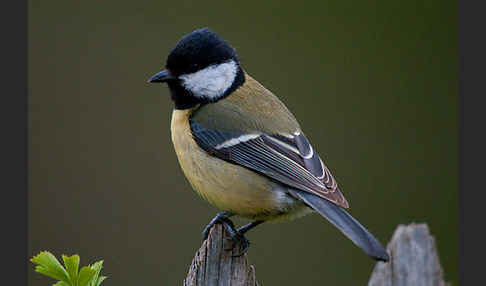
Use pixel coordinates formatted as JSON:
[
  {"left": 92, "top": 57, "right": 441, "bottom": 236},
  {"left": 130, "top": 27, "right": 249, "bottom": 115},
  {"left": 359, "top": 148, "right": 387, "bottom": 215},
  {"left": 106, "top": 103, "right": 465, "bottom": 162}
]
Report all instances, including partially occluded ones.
[
  {"left": 184, "top": 223, "right": 448, "bottom": 285},
  {"left": 368, "top": 223, "right": 448, "bottom": 286},
  {"left": 183, "top": 224, "right": 258, "bottom": 286}
]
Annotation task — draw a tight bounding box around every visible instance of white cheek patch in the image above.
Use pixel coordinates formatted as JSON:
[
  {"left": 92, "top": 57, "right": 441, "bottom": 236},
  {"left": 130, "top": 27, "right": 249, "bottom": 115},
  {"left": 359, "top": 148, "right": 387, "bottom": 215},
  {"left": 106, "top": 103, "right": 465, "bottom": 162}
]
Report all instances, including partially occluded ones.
[{"left": 179, "top": 60, "right": 238, "bottom": 100}]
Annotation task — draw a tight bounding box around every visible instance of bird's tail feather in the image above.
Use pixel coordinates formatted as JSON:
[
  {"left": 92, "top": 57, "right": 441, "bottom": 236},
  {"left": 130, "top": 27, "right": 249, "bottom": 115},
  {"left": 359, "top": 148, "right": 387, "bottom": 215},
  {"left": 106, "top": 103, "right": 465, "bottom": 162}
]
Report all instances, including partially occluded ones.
[{"left": 288, "top": 189, "right": 389, "bottom": 262}]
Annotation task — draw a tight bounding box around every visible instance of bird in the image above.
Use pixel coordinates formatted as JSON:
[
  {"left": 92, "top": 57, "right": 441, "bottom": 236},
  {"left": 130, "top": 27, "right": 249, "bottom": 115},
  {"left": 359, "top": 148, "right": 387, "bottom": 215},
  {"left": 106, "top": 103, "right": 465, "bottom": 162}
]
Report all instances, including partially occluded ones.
[{"left": 147, "top": 27, "right": 389, "bottom": 262}]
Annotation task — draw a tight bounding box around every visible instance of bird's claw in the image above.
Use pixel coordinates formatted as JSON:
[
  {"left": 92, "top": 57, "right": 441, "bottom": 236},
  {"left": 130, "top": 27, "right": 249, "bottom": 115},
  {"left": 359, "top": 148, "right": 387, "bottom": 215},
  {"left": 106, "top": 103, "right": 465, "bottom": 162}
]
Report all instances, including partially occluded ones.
[
  {"left": 202, "top": 212, "right": 233, "bottom": 240},
  {"left": 226, "top": 231, "right": 250, "bottom": 257},
  {"left": 201, "top": 215, "right": 251, "bottom": 257},
  {"left": 219, "top": 217, "right": 250, "bottom": 257},
  {"left": 202, "top": 223, "right": 214, "bottom": 241}
]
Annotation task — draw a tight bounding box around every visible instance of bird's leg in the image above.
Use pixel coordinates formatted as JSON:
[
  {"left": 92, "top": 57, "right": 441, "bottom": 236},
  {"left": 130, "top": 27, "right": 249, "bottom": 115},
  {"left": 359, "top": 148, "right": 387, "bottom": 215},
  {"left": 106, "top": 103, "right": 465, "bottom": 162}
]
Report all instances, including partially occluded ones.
[
  {"left": 227, "top": 220, "right": 265, "bottom": 257},
  {"left": 202, "top": 211, "right": 235, "bottom": 240},
  {"left": 202, "top": 212, "right": 247, "bottom": 256},
  {"left": 222, "top": 218, "right": 250, "bottom": 257},
  {"left": 237, "top": 220, "right": 264, "bottom": 234},
  {"left": 203, "top": 213, "right": 264, "bottom": 257}
]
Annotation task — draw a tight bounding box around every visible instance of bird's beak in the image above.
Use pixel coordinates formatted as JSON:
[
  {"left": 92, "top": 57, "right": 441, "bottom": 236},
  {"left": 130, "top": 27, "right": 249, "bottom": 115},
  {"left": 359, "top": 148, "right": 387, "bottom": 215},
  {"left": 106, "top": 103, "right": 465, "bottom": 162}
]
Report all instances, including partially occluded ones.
[{"left": 147, "top": 69, "right": 176, "bottom": 83}]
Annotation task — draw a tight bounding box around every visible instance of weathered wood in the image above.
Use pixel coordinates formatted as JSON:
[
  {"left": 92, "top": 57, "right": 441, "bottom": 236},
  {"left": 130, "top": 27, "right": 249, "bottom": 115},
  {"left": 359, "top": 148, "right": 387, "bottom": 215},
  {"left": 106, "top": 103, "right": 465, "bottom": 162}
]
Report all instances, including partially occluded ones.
[
  {"left": 368, "top": 223, "right": 448, "bottom": 286},
  {"left": 183, "top": 224, "right": 259, "bottom": 286},
  {"left": 184, "top": 223, "right": 448, "bottom": 286}
]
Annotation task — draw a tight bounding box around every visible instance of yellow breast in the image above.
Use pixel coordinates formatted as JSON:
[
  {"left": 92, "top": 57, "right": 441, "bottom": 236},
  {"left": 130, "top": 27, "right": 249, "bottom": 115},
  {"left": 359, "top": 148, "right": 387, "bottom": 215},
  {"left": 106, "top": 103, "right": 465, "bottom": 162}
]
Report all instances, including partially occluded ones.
[{"left": 170, "top": 108, "right": 287, "bottom": 219}]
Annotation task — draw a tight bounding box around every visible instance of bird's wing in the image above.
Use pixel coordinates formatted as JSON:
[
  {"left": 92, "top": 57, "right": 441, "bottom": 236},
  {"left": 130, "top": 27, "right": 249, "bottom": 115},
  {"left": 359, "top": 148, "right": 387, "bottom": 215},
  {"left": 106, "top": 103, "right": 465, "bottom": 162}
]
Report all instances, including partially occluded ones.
[{"left": 190, "top": 120, "right": 349, "bottom": 208}]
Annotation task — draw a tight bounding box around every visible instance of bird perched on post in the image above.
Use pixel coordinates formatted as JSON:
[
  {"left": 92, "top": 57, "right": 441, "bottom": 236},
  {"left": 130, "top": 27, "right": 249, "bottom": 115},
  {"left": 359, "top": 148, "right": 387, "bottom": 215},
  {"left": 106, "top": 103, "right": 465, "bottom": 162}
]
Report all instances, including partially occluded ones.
[{"left": 148, "top": 27, "right": 389, "bottom": 261}]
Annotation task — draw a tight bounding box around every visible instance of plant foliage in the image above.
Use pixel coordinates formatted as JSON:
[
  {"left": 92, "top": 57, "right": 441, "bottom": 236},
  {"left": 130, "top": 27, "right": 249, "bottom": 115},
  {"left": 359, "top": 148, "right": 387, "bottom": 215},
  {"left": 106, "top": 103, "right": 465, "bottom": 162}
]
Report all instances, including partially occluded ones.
[{"left": 31, "top": 251, "right": 107, "bottom": 286}]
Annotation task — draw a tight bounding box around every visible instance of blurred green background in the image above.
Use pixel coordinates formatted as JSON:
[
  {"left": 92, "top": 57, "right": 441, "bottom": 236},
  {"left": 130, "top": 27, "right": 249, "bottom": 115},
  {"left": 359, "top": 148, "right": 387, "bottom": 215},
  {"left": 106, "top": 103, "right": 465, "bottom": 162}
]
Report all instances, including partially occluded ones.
[{"left": 28, "top": 1, "right": 457, "bottom": 285}]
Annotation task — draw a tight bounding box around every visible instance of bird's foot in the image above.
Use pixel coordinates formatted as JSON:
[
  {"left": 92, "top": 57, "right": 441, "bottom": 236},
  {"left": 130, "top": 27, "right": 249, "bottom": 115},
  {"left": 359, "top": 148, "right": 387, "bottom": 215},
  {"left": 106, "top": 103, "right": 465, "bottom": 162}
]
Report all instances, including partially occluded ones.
[
  {"left": 219, "top": 217, "right": 250, "bottom": 257},
  {"left": 226, "top": 229, "right": 250, "bottom": 257},
  {"left": 202, "top": 211, "right": 234, "bottom": 241},
  {"left": 201, "top": 212, "right": 250, "bottom": 257}
]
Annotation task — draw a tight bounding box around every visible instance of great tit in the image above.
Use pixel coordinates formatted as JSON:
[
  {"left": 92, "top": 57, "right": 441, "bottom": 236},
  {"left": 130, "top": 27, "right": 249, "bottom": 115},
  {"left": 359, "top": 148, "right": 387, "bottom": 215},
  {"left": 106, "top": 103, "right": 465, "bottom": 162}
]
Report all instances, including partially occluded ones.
[{"left": 148, "top": 27, "right": 389, "bottom": 261}]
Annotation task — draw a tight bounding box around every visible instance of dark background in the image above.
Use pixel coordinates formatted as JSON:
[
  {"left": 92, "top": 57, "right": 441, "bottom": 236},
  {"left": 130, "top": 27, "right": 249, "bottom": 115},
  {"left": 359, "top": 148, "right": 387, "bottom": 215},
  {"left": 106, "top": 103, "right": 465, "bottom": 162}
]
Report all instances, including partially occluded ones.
[{"left": 28, "top": 1, "right": 457, "bottom": 285}]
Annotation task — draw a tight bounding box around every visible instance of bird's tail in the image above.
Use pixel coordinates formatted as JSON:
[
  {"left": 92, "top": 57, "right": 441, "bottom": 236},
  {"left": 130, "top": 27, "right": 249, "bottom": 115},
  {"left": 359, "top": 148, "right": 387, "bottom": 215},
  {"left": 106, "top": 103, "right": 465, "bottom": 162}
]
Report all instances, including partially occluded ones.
[{"left": 288, "top": 189, "right": 389, "bottom": 262}]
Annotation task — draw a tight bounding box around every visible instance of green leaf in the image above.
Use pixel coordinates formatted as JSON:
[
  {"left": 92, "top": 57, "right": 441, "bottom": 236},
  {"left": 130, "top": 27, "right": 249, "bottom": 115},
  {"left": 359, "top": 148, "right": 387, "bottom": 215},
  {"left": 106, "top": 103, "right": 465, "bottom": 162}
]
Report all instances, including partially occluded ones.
[
  {"left": 53, "top": 281, "right": 71, "bottom": 286},
  {"left": 95, "top": 276, "right": 107, "bottom": 286},
  {"left": 62, "top": 254, "right": 80, "bottom": 285},
  {"left": 89, "top": 261, "right": 103, "bottom": 286},
  {"left": 77, "top": 266, "right": 96, "bottom": 286},
  {"left": 30, "top": 251, "right": 70, "bottom": 283}
]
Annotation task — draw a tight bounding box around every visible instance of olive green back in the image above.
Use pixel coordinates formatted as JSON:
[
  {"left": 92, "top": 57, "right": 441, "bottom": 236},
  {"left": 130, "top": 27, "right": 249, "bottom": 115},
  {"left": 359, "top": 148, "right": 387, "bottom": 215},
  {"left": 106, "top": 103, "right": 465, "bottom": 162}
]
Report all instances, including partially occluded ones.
[{"left": 191, "top": 72, "right": 301, "bottom": 134}]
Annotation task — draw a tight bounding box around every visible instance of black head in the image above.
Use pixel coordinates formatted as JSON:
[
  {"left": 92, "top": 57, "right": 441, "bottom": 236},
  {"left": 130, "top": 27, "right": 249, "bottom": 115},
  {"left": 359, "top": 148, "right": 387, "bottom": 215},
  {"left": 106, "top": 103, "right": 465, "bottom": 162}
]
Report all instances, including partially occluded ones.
[
  {"left": 167, "top": 27, "right": 239, "bottom": 76},
  {"left": 148, "top": 28, "right": 245, "bottom": 109}
]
